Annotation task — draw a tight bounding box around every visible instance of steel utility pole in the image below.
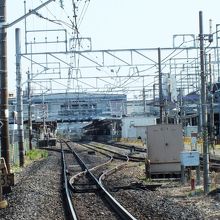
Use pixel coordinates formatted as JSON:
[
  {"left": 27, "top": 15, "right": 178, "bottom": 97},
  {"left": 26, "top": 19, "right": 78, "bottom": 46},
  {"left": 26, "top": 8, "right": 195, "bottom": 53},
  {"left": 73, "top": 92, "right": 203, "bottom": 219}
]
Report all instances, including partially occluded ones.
[
  {"left": 158, "top": 48, "right": 164, "bottom": 124},
  {"left": 27, "top": 70, "right": 32, "bottom": 150},
  {"left": 0, "top": 0, "right": 10, "bottom": 171},
  {"left": 208, "top": 54, "right": 215, "bottom": 155},
  {"left": 199, "top": 11, "right": 209, "bottom": 194},
  {"left": 16, "top": 28, "right": 24, "bottom": 167},
  {"left": 0, "top": 0, "right": 55, "bottom": 170}
]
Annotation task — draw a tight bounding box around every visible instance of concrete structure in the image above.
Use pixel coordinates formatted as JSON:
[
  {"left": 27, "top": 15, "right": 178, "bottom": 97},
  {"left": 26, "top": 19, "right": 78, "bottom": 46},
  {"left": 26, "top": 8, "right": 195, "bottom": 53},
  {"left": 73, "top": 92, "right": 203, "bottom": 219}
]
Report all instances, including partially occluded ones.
[
  {"left": 126, "top": 100, "right": 159, "bottom": 116},
  {"left": 9, "top": 92, "right": 127, "bottom": 123},
  {"left": 82, "top": 118, "right": 121, "bottom": 141},
  {"left": 57, "top": 121, "right": 91, "bottom": 141},
  {"left": 121, "top": 116, "right": 156, "bottom": 140}
]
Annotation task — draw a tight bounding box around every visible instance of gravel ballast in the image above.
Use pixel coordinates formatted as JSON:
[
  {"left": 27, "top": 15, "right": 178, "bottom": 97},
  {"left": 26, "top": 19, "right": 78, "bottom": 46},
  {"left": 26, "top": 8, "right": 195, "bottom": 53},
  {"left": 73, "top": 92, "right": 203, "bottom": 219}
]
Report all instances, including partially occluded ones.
[
  {"left": 0, "top": 149, "right": 65, "bottom": 220},
  {"left": 104, "top": 163, "right": 220, "bottom": 220},
  {"left": 2, "top": 143, "right": 220, "bottom": 220}
]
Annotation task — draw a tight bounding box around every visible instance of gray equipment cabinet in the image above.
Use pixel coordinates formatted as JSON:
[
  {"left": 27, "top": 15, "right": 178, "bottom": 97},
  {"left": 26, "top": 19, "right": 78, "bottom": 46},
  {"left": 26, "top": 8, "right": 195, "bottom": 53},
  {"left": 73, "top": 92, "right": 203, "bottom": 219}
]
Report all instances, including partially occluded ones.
[{"left": 146, "top": 124, "right": 184, "bottom": 176}]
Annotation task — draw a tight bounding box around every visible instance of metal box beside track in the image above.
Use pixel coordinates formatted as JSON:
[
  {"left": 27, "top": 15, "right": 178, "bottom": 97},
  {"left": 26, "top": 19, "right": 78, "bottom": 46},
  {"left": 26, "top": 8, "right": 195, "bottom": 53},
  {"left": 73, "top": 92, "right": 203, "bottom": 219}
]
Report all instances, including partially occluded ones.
[{"left": 146, "top": 124, "right": 184, "bottom": 176}]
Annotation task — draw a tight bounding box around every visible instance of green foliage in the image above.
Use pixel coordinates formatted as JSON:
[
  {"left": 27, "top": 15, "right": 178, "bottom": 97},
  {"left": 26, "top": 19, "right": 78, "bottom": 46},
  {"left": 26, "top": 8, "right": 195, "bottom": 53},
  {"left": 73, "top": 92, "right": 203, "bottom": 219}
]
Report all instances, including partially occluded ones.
[
  {"left": 26, "top": 149, "right": 48, "bottom": 161},
  {"left": 11, "top": 163, "right": 22, "bottom": 173},
  {"left": 188, "top": 187, "right": 204, "bottom": 196}
]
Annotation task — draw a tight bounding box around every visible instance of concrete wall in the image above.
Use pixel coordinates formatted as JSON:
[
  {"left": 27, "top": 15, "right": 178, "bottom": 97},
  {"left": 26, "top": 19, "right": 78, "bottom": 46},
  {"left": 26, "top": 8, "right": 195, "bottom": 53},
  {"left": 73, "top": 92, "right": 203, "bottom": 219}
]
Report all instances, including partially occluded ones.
[{"left": 121, "top": 116, "right": 156, "bottom": 140}]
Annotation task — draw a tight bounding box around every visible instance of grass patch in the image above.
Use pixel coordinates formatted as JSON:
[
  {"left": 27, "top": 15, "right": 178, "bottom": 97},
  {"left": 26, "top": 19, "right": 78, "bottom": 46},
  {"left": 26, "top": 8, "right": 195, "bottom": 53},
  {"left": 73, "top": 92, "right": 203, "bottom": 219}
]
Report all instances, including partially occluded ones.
[
  {"left": 11, "top": 163, "right": 22, "bottom": 173},
  {"left": 26, "top": 149, "right": 48, "bottom": 161},
  {"left": 188, "top": 187, "right": 204, "bottom": 196},
  {"left": 10, "top": 149, "right": 48, "bottom": 173}
]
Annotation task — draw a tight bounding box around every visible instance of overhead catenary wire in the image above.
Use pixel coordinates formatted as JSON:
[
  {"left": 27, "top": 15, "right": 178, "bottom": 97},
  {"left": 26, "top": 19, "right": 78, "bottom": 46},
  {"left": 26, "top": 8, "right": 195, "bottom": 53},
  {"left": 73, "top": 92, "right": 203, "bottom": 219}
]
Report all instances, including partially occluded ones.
[
  {"left": 23, "top": 1, "right": 220, "bottom": 100},
  {"left": 25, "top": 1, "right": 198, "bottom": 96}
]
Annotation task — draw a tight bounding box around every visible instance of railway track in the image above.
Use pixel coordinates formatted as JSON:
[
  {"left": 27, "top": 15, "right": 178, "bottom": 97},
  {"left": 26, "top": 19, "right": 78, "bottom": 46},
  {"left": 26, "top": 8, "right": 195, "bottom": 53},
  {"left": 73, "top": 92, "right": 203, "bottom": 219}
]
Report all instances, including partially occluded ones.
[
  {"left": 101, "top": 141, "right": 146, "bottom": 153},
  {"left": 61, "top": 142, "right": 78, "bottom": 220},
  {"left": 200, "top": 154, "right": 220, "bottom": 172},
  {"left": 60, "top": 139, "right": 218, "bottom": 219},
  {"left": 61, "top": 140, "right": 137, "bottom": 220},
  {"left": 77, "top": 141, "right": 146, "bottom": 162}
]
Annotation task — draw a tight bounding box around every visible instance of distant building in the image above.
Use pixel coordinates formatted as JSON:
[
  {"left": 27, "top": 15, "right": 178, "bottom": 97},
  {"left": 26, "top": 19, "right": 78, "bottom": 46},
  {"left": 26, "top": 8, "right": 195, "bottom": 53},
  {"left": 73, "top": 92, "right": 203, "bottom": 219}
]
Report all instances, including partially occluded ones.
[
  {"left": 126, "top": 99, "right": 159, "bottom": 116},
  {"left": 9, "top": 92, "right": 127, "bottom": 123},
  {"left": 121, "top": 116, "right": 156, "bottom": 140}
]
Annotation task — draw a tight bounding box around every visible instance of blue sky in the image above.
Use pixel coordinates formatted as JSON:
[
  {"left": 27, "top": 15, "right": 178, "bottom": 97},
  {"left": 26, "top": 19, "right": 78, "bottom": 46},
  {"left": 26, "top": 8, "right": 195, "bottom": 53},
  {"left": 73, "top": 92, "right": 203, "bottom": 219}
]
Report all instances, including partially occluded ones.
[
  {"left": 79, "top": 0, "right": 220, "bottom": 48},
  {"left": 6, "top": 0, "right": 220, "bottom": 94}
]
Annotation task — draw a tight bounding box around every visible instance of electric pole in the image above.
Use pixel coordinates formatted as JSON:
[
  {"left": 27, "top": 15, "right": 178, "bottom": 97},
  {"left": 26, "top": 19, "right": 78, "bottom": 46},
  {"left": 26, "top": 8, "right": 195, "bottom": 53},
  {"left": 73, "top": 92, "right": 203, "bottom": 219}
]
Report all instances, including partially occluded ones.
[
  {"left": 27, "top": 70, "right": 32, "bottom": 150},
  {"left": 158, "top": 48, "right": 164, "bottom": 124},
  {"left": 199, "top": 11, "right": 209, "bottom": 194},
  {"left": 209, "top": 54, "right": 215, "bottom": 154},
  {"left": 16, "top": 28, "right": 24, "bottom": 167},
  {"left": 0, "top": 0, "right": 55, "bottom": 170},
  {"left": 0, "top": 0, "right": 10, "bottom": 171}
]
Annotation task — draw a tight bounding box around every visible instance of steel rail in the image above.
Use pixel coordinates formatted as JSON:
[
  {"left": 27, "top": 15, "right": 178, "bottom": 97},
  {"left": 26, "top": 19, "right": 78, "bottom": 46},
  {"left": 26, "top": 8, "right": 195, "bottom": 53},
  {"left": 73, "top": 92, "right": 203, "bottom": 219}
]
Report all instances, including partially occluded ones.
[
  {"left": 107, "top": 142, "right": 146, "bottom": 153},
  {"left": 99, "top": 156, "right": 129, "bottom": 183},
  {"left": 65, "top": 141, "right": 137, "bottom": 220},
  {"left": 200, "top": 155, "right": 220, "bottom": 172},
  {"left": 61, "top": 142, "right": 78, "bottom": 220},
  {"left": 80, "top": 142, "right": 145, "bottom": 162},
  {"left": 69, "top": 156, "right": 113, "bottom": 185}
]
